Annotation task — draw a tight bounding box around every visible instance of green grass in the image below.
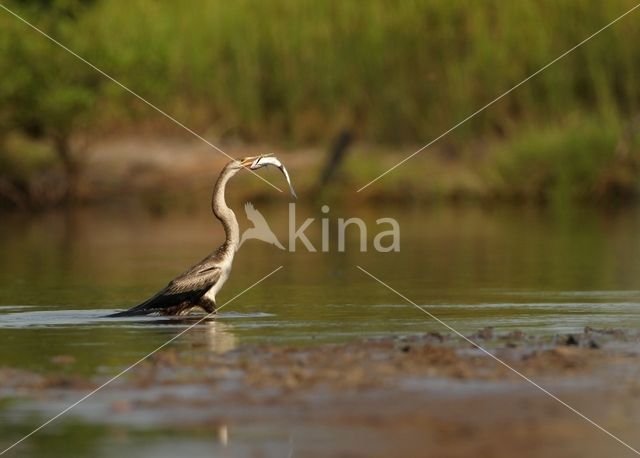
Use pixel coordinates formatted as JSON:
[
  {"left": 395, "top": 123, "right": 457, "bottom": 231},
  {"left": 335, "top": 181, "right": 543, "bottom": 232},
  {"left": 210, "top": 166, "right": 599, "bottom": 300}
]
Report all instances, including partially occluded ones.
[
  {"left": 3, "top": 0, "right": 640, "bottom": 143},
  {"left": 340, "top": 114, "right": 640, "bottom": 204},
  {"left": 2, "top": 0, "right": 640, "bottom": 205},
  {"left": 489, "top": 115, "right": 640, "bottom": 203}
]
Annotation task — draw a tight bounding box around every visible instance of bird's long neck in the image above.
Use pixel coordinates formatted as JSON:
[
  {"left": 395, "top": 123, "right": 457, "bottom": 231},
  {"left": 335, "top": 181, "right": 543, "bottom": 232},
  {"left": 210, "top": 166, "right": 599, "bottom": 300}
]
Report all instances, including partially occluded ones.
[{"left": 212, "top": 165, "right": 240, "bottom": 254}]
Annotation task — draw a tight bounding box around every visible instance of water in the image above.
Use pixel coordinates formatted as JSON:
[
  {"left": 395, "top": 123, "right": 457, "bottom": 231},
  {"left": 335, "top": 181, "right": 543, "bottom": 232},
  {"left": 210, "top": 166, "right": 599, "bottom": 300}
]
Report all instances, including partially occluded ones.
[
  {"left": 1, "top": 204, "right": 640, "bottom": 456},
  {"left": 1, "top": 204, "right": 640, "bottom": 373}
]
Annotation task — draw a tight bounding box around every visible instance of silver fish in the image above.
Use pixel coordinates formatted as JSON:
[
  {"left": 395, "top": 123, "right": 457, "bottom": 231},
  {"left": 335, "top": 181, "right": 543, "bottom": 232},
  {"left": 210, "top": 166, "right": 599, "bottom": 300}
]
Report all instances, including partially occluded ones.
[{"left": 250, "top": 155, "right": 297, "bottom": 199}]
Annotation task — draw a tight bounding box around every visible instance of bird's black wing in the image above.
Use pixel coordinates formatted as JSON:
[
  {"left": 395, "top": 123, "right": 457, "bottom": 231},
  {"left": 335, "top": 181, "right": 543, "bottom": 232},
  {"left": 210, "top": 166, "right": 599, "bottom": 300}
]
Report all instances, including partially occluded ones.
[{"left": 107, "top": 262, "right": 222, "bottom": 317}]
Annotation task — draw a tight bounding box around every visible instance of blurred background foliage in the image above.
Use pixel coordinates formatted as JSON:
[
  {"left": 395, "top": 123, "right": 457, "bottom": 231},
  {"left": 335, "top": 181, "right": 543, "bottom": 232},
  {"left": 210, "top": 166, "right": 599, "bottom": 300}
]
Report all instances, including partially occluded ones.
[{"left": 1, "top": 0, "right": 640, "bottom": 208}]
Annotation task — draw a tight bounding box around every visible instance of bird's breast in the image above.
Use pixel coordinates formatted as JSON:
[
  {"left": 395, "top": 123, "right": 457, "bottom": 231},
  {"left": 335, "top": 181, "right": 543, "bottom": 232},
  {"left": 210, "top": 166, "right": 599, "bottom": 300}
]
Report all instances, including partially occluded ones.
[{"left": 205, "top": 265, "right": 231, "bottom": 303}]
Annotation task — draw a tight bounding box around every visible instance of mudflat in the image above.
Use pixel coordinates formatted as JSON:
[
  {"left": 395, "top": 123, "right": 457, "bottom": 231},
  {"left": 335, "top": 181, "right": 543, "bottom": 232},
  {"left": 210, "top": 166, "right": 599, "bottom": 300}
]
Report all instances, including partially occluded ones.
[{"left": 2, "top": 327, "right": 640, "bottom": 457}]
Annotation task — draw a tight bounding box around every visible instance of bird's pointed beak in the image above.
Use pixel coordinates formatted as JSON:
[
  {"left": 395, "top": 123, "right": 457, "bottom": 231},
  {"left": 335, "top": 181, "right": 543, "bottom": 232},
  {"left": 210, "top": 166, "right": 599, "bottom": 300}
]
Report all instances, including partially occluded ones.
[
  {"left": 239, "top": 156, "right": 258, "bottom": 168},
  {"left": 240, "top": 154, "right": 273, "bottom": 169}
]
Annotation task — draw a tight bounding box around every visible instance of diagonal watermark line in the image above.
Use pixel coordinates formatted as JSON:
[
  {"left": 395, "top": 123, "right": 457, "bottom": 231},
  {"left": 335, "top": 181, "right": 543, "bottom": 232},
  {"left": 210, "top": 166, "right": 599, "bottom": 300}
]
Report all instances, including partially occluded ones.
[
  {"left": 356, "top": 265, "right": 640, "bottom": 456},
  {"left": 0, "top": 3, "right": 283, "bottom": 193},
  {"left": 357, "top": 3, "right": 640, "bottom": 193},
  {"left": 0, "top": 265, "right": 284, "bottom": 456}
]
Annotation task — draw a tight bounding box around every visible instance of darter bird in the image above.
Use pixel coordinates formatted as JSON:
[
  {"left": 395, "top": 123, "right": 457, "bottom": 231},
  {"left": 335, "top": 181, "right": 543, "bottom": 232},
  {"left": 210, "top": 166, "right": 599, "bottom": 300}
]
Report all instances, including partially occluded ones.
[{"left": 107, "top": 155, "right": 296, "bottom": 317}]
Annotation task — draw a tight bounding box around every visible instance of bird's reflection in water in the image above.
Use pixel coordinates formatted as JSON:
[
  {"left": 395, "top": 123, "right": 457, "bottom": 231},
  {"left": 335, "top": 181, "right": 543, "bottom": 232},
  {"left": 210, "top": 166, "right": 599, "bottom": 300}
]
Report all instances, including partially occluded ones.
[
  {"left": 199, "top": 320, "right": 237, "bottom": 354},
  {"left": 125, "top": 317, "right": 236, "bottom": 447},
  {"left": 217, "top": 423, "right": 229, "bottom": 446},
  {"left": 133, "top": 315, "right": 238, "bottom": 353}
]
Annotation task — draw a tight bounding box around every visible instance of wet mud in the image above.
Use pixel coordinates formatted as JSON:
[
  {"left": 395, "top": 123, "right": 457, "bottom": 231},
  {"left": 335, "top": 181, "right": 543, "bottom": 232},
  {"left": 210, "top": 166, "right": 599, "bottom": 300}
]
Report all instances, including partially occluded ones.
[{"left": 2, "top": 328, "right": 640, "bottom": 457}]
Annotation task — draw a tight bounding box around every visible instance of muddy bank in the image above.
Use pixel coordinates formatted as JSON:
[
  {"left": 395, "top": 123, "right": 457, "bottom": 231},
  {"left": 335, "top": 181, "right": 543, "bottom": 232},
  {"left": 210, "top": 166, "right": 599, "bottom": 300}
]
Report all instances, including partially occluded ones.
[
  {"left": 2, "top": 328, "right": 640, "bottom": 457},
  {"left": 122, "top": 327, "right": 640, "bottom": 391},
  {"left": 7, "top": 130, "right": 639, "bottom": 212}
]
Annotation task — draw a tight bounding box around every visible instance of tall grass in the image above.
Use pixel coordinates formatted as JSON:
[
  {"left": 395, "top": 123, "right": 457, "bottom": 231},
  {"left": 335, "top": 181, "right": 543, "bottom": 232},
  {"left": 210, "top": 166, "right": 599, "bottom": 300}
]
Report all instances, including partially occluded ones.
[
  {"left": 489, "top": 115, "right": 640, "bottom": 203},
  {"left": 2, "top": 0, "right": 637, "bottom": 144},
  {"left": 2, "top": 0, "right": 640, "bottom": 206}
]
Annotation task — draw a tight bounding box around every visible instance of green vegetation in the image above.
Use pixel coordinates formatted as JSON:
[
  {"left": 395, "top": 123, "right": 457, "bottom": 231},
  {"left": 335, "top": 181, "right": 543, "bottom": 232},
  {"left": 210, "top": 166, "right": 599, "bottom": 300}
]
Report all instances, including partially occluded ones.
[
  {"left": 1, "top": 0, "right": 640, "bottom": 207},
  {"left": 490, "top": 115, "right": 640, "bottom": 203}
]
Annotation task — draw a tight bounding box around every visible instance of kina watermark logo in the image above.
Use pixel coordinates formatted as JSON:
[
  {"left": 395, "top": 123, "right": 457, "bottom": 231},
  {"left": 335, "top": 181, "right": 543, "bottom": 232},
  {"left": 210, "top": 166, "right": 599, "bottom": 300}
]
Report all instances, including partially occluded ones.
[
  {"left": 238, "top": 203, "right": 400, "bottom": 252},
  {"left": 238, "top": 203, "right": 286, "bottom": 250}
]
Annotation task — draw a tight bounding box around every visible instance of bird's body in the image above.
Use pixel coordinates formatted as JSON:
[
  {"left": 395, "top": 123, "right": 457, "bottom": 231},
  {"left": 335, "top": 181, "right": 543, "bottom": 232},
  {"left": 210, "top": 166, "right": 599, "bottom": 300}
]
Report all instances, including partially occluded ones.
[{"left": 107, "top": 155, "right": 295, "bottom": 317}]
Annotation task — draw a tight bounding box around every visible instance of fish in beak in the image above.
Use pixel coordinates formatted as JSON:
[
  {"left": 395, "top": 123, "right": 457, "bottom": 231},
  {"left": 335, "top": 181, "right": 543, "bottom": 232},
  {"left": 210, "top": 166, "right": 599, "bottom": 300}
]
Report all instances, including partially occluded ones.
[{"left": 240, "top": 154, "right": 297, "bottom": 199}]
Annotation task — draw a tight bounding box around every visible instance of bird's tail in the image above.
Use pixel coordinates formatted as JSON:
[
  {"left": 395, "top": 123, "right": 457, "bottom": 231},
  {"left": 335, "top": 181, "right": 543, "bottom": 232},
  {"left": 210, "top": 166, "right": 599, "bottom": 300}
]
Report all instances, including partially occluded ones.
[
  {"left": 105, "top": 307, "right": 151, "bottom": 318},
  {"left": 105, "top": 293, "right": 168, "bottom": 318}
]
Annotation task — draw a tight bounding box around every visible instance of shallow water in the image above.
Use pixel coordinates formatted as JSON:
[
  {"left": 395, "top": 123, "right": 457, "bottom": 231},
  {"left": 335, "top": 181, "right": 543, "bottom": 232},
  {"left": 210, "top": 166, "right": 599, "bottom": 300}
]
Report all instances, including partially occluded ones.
[
  {"left": 1, "top": 204, "right": 640, "bottom": 373},
  {"left": 2, "top": 204, "right": 640, "bottom": 456}
]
